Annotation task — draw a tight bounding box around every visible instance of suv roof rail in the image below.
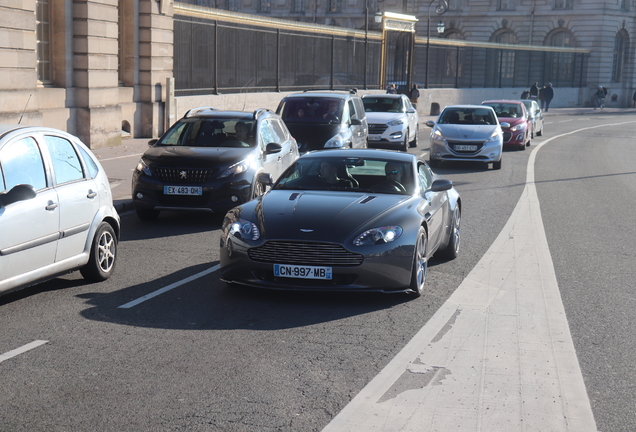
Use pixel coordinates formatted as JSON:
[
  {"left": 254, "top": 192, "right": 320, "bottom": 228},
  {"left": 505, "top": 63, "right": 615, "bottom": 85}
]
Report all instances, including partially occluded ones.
[
  {"left": 302, "top": 88, "right": 349, "bottom": 94},
  {"left": 184, "top": 107, "right": 218, "bottom": 118},
  {"left": 253, "top": 108, "right": 272, "bottom": 120}
]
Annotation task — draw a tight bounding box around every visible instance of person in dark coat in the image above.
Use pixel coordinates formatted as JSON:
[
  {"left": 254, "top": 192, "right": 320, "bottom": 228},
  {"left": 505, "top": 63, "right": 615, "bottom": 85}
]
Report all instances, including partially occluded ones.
[
  {"left": 409, "top": 84, "right": 420, "bottom": 108},
  {"left": 529, "top": 82, "right": 539, "bottom": 100},
  {"left": 543, "top": 83, "right": 554, "bottom": 112},
  {"left": 632, "top": 90, "right": 636, "bottom": 108}
]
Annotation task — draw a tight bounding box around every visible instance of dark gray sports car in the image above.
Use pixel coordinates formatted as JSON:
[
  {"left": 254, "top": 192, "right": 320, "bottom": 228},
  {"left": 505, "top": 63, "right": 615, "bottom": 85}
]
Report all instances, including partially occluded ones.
[{"left": 219, "top": 149, "right": 461, "bottom": 297}]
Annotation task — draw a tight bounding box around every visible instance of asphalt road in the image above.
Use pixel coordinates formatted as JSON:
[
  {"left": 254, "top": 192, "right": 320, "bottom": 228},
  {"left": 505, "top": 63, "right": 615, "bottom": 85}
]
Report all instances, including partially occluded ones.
[{"left": 1, "top": 111, "right": 635, "bottom": 431}]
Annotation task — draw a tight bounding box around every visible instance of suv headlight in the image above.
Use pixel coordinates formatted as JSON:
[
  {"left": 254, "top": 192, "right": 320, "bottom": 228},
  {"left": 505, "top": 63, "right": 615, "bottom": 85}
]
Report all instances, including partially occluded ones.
[
  {"left": 325, "top": 134, "right": 345, "bottom": 148},
  {"left": 387, "top": 118, "right": 404, "bottom": 126},
  {"left": 219, "top": 157, "right": 252, "bottom": 179},
  {"left": 135, "top": 158, "right": 152, "bottom": 176},
  {"left": 354, "top": 226, "right": 403, "bottom": 246}
]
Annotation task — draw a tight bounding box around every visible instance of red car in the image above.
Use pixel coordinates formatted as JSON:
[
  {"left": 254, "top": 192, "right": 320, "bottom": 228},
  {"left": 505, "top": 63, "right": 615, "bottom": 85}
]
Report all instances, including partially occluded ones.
[{"left": 481, "top": 100, "right": 532, "bottom": 150}]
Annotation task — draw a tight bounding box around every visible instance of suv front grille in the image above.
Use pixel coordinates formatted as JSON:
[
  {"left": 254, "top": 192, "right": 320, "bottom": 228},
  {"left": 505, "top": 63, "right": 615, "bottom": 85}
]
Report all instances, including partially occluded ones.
[
  {"left": 249, "top": 241, "right": 363, "bottom": 266},
  {"left": 154, "top": 167, "right": 215, "bottom": 183},
  {"left": 369, "top": 124, "right": 388, "bottom": 134}
]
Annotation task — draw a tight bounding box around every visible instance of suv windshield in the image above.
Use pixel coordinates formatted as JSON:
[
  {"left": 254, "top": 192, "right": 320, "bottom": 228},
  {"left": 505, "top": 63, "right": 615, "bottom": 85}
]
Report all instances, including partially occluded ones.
[
  {"left": 362, "top": 97, "right": 404, "bottom": 113},
  {"left": 280, "top": 97, "right": 343, "bottom": 124},
  {"left": 158, "top": 116, "right": 256, "bottom": 148}
]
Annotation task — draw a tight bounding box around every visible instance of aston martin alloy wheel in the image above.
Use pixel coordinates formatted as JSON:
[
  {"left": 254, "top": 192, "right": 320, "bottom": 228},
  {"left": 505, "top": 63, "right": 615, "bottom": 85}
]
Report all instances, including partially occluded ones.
[{"left": 409, "top": 226, "right": 428, "bottom": 297}]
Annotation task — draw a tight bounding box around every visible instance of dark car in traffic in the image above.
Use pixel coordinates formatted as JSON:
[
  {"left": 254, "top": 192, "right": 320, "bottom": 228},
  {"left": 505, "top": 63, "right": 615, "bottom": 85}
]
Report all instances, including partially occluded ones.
[
  {"left": 131, "top": 107, "right": 299, "bottom": 220},
  {"left": 219, "top": 149, "right": 461, "bottom": 298},
  {"left": 276, "top": 90, "right": 368, "bottom": 154}
]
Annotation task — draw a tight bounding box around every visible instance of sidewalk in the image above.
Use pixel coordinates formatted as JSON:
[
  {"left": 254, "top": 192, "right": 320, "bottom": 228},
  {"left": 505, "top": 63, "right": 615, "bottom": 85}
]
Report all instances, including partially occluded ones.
[{"left": 95, "top": 106, "right": 636, "bottom": 215}]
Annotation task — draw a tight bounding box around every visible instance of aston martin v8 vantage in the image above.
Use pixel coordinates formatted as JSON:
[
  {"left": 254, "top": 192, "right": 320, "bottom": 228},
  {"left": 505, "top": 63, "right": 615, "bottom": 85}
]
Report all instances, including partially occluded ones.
[{"left": 219, "top": 149, "right": 461, "bottom": 297}]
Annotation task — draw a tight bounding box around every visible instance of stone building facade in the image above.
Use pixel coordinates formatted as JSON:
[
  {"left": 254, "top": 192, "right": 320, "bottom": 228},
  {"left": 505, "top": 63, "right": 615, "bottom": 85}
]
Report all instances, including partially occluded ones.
[{"left": 1, "top": 0, "right": 174, "bottom": 148}]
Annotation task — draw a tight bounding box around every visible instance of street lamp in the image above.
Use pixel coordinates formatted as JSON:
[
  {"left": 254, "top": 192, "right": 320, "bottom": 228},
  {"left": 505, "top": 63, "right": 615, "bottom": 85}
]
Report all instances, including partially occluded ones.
[{"left": 425, "top": 0, "right": 447, "bottom": 89}]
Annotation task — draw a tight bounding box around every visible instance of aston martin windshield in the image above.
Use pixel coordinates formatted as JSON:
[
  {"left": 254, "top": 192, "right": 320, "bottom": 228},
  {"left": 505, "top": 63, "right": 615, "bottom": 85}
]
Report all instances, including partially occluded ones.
[{"left": 274, "top": 156, "right": 414, "bottom": 194}]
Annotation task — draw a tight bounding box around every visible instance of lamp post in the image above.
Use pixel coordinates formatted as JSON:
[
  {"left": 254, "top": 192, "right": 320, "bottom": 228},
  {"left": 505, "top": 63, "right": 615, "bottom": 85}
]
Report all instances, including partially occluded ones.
[{"left": 425, "top": 0, "right": 447, "bottom": 89}]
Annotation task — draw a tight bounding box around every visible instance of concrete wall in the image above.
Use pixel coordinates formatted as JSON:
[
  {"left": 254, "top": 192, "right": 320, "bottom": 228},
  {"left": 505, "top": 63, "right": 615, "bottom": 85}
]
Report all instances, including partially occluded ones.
[{"left": 173, "top": 87, "right": 584, "bottom": 125}]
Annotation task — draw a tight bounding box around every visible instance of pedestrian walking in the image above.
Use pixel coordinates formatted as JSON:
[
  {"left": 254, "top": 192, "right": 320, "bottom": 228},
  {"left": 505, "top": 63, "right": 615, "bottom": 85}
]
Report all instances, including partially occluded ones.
[
  {"left": 409, "top": 84, "right": 420, "bottom": 108},
  {"left": 386, "top": 83, "right": 397, "bottom": 94},
  {"left": 594, "top": 85, "right": 606, "bottom": 109},
  {"left": 543, "top": 83, "right": 554, "bottom": 112},
  {"left": 538, "top": 85, "right": 546, "bottom": 110},
  {"left": 529, "top": 82, "right": 539, "bottom": 100}
]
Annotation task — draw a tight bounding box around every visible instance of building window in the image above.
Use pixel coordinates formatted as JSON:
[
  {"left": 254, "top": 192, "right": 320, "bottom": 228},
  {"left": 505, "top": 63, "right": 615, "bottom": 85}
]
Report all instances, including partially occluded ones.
[
  {"left": 447, "top": 0, "right": 463, "bottom": 10},
  {"left": 544, "top": 29, "right": 576, "bottom": 85},
  {"left": 36, "top": 0, "right": 51, "bottom": 84},
  {"left": 612, "top": 30, "right": 629, "bottom": 82},
  {"left": 292, "top": 0, "right": 304, "bottom": 13},
  {"left": 554, "top": 0, "right": 573, "bottom": 9},
  {"left": 444, "top": 31, "right": 464, "bottom": 78},
  {"left": 497, "top": 0, "right": 515, "bottom": 10},
  {"left": 495, "top": 31, "right": 516, "bottom": 80},
  {"left": 328, "top": 0, "right": 339, "bottom": 13},
  {"left": 620, "top": 0, "right": 629, "bottom": 11},
  {"left": 259, "top": 0, "right": 271, "bottom": 12},
  {"left": 227, "top": 0, "right": 239, "bottom": 10}
]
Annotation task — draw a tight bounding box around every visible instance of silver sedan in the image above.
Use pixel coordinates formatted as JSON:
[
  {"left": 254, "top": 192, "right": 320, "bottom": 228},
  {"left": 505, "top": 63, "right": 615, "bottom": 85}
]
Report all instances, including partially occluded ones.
[{"left": 425, "top": 105, "right": 506, "bottom": 170}]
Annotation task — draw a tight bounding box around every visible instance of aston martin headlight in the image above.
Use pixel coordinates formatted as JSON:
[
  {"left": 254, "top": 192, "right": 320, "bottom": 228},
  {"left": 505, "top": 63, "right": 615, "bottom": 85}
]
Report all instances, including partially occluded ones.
[
  {"left": 135, "top": 158, "right": 152, "bottom": 176},
  {"left": 354, "top": 226, "right": 403, "bottom": 246},
  {"left": 219, "top": 158, "right": 252, "bottom": 179},
  {"left": 387, "top": 118, "right": 404, "bottom": 126},
  {"left": 229, "top": 218, "right": 260, "bottom": 241}
]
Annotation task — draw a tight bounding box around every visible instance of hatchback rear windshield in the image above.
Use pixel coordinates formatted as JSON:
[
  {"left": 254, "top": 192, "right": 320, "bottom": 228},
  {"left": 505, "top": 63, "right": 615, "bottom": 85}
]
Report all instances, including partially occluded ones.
[{"left": 158, "top": 117, "right": 256, "bottom": 148}]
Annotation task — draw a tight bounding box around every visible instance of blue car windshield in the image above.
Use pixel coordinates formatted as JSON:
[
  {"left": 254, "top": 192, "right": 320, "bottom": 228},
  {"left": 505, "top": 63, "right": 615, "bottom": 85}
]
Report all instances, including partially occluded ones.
[
  {"left": 275, "top": 157, "right": 414, "bottom": 195},
  {"left": 157, "top": 117, "right": 256, "bottom": 148}
]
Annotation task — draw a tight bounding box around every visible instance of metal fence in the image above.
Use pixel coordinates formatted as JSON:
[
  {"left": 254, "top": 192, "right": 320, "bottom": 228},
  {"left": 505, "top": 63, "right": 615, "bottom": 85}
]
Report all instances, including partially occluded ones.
[{"left": 174, "top": 4, "right": 589, "bottom": 96}]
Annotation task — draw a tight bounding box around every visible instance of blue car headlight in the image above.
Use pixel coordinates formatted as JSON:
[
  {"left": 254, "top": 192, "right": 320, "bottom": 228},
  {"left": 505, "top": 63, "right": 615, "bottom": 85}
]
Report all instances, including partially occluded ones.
[
  {"left": 229, "top": 218, "right": 260, "bottom": 241},
  {"left": 324, "top": 134, "right": 346, "bottom": 148},
  {"left": 354, "top": 226, "right": 403, "bottom": 246}
]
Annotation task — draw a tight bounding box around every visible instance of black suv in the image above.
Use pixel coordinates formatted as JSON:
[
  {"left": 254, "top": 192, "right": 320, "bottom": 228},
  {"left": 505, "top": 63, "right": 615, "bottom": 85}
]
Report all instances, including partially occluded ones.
[
  {"left": 131, "top": 107, "right": 298, "bottom": 220},
  {"left": 276, "top": 90, "right": 368, "bottom": 154}
]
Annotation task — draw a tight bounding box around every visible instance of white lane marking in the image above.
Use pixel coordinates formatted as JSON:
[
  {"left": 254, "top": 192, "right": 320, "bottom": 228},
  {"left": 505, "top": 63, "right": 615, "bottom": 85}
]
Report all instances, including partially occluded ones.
[
  {"left": 324, "top": 120, "right": 636, "bottom": 432},
  {"left": 118, "top": 265, "right": 220, "bottom": 309},
  {"left": 100, "top": 153, "right": 144, "bottom": 162},
  {"left": 0, "top": 340, "right": 48, "bottom": 364},
  {"left": 559, "top": 119, "right": 574, "bottom": 122}
]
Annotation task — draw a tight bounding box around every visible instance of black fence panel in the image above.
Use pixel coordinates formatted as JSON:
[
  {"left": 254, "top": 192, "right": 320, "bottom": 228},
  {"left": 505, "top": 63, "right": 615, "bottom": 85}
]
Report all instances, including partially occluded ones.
[{"left": 174, "top": 8, "right": 588, "bottom": 95}]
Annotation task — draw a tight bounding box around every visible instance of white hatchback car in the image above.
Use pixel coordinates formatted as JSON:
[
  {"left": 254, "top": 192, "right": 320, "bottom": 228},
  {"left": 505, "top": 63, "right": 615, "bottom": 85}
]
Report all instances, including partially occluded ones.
[
  {"left": 362, "top": 94, "right": 419, "bottom": 151},
  {"left": 0, "top": 125, "right": 120, "bottom": 296}
]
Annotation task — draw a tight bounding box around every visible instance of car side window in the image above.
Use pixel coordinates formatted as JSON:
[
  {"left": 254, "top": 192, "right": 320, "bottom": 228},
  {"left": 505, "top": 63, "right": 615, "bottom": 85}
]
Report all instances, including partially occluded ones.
[
  {"left": 348, "top": 100, "right": 357, "bottom": 120},
  {"left": 44, "top": 135, "right": 85, "bottom": 184},
  {"left": 76, "top": 144, "right": 99, "bottom": 178},
  {"left": 0, "top": 137, "right": 47, "bottom": 192},
  {"left": 418, "top": 163, "right": 432, "bottom": 191},
  {"left": 270, "top": 119, "right": 288, "bottom": 143},
  {"left": 259, "top": 120, "right": 277, "bottom": 149}
]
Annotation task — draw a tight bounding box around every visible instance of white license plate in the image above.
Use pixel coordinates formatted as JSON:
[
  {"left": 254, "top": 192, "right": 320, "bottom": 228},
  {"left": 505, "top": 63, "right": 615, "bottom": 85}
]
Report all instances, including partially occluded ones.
[
  {"left": 274, "top": 264, "right": 332, "bottom": 280},
  {"left": 368, "top": 134, "right": 381, "bottom": 140},
  {"left": 455, "top": 145, "right": 478, "bottom": 151},
  {"left": 164, "top": 186, "right": 202, "bottom": 196}
]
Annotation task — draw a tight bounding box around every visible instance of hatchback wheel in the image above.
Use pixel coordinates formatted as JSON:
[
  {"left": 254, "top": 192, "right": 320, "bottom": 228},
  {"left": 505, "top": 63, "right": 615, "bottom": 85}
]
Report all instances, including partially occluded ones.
[
  {"left": 252, "top": 180, "right": 265, "bottom": 199},
  {"left": 493, "top": 159, "right": 502, "bottom": 170},
  {"left": 401, "top": 130, "right": 409, "bottom": 152},
  {"left": 409, "top": 129, "right": 418, "bottom": 148},
  {"left": 80, "top": 222, "right": 117, "bottom": 281}
]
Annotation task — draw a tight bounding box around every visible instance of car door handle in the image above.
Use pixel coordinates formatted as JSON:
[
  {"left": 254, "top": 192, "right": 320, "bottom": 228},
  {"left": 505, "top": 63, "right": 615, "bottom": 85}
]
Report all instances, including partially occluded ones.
[
  {"left": 45, "top": 201, "right": 58, "bottom": 211},
  {"left": 87, "top": 189, "right": 97, "bottom": 198}
]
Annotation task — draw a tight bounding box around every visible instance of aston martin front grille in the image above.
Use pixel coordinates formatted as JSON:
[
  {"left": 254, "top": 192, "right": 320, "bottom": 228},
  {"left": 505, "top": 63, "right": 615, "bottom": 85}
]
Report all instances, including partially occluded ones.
[
  {"left": 154, "top": 167, "right": 215, "bottom": 183},
  {"left": 249, "top": 241, "right": 363, "bottom": 266}
]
